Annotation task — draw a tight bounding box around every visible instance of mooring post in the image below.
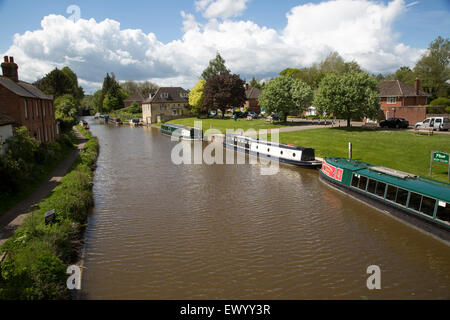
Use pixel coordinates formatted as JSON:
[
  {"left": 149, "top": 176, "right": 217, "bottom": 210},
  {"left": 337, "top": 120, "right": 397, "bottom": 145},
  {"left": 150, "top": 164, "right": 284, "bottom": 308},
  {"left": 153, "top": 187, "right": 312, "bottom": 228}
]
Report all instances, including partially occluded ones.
[{"left": 349, "top": 142, "right": 352, "bottom": 159}]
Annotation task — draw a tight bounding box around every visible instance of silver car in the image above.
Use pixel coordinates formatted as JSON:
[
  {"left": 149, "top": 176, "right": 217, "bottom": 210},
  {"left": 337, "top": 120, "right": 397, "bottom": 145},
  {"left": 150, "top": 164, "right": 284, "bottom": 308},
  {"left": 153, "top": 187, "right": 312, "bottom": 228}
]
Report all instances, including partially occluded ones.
[{"left": 415, "top": 117, "right": 450, "bottom": 131}]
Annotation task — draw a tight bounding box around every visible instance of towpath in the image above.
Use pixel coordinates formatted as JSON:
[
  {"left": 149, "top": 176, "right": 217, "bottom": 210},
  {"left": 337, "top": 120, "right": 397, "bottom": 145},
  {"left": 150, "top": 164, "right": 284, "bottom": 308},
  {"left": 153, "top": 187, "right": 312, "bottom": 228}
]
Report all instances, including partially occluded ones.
[{"left": 0, "top": 127, "right": 87, "bottom": 247}]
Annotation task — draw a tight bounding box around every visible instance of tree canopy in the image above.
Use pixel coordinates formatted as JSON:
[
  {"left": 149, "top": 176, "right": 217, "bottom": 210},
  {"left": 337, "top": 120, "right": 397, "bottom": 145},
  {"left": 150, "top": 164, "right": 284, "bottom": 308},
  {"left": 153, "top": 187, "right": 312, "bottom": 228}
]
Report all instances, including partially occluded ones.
[
  {"left": 99, "top": 73, "right": 127, "bottom": 112},
  {"left": 202, "top": 72, "right": 246, "bottom": 117},
  {"left": 201, "top": 52, "right": 230, "bottom": 80},
  {"left": 259, "top": 76, "right": 313, "bottom": 121},
  {"left": 314, "top": 72, "right": 380, "bottom": 127},
  {"left": 414, "top": 36, "right": 450, "bottom": 99},
  {"left": 37, "top": 67, "right": 82, "bottom": 100},
  {"left": 189, "top": 79, "right": 206, "bottom": 115}
]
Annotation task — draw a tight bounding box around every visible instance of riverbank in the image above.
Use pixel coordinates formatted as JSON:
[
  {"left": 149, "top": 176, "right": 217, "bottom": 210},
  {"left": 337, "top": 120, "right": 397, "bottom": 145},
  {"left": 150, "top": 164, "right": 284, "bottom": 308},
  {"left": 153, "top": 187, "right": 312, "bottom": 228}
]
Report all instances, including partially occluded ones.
[
  {"left": 0, "top": 125, "right": 99, "bottom": 299},
  {"left": 278, "top": 127, "right": 450, "bottom": 183}
]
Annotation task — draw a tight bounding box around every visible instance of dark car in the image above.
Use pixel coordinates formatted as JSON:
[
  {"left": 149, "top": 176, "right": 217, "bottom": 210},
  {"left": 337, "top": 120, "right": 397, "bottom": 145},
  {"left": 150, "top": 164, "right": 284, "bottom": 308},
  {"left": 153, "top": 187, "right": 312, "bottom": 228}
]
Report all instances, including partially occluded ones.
[
  {"left": 271, "top": 113, "right": 281, "bottom": 121},
  {"left": 380, "top": 118, "right": 409, "bottom": 129},
  {"left": 247, "top": 111, "right": 258, "bottom": 119},
  {"left": 233, "top": 111, "right": 248, "bottom": 118}
]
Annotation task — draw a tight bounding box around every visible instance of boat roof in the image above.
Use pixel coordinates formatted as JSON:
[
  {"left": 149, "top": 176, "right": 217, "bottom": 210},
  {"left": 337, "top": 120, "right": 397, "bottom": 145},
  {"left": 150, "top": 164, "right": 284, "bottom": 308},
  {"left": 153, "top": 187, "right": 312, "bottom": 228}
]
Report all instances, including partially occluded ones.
[
  {"left": 162, "top": 123, "right": 200, "bottom": 130},
  {"left": 225, "top": 133, "right": 313, "bottom": 151},
  {"left": 325, "top": 157, "right": 450, "bottom": 202}
]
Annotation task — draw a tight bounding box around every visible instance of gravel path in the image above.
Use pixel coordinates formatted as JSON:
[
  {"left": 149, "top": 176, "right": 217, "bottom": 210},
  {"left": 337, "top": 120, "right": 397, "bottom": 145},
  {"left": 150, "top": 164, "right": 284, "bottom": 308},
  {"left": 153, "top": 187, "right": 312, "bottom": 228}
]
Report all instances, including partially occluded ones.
[{"left": 0, "top": 127, "right": 87, "bottom": 247}]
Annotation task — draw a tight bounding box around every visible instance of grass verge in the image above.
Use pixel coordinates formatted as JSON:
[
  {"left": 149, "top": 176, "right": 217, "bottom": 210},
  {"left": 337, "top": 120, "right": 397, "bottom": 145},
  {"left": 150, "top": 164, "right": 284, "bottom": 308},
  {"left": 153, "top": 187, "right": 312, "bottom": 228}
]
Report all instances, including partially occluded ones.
[
  {"left": 277, "top": 127, "right": 450, "bottom": 182},
  {"left": 0, "top": 127, "right": 99, "bottom": 299}
]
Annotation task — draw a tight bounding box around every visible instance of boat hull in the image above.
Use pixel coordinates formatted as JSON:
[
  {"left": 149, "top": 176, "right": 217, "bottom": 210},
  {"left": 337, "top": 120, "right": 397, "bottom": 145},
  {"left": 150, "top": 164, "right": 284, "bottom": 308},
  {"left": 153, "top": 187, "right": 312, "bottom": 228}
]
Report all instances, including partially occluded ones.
[
  {"left": 224, "top": 143, "right": 322, "bottom": 168},
  {"left": 319, "top": 170, "right": 450, "bottom": 243}
]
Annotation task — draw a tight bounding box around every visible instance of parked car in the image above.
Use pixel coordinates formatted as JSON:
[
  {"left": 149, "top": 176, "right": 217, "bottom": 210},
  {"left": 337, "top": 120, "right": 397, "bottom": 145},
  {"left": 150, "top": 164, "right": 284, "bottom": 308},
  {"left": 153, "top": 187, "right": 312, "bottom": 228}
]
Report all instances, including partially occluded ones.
[
  {"left": 233, "top": 111, "right": 248, "bottom": 118},
  {"left": 247, "top": 111, "right": 258, "bottom": 119},
  {"left": 379, "top": 118, "right": 409, "bottom": 129},
  {"left": 271, "top": 113, "right": 281, "bottom": 121},
  {"left": 415, "top": 117, "right": 450, "bottom": 131},
  {"left": 209, "top": 110, "right": 217, "bottom": 117}
]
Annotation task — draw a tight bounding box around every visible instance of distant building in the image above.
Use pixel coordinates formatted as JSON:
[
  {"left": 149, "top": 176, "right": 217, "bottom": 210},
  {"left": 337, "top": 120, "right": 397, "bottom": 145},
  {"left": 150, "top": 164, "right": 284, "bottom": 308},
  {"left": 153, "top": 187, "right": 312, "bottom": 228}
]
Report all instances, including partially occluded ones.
[
  {"left": 244, "top": 84, "right": 261, "bottom": 113},
  {"left": 0, "top": 56, "right": 59, "bottom": 143},
  {"left": 124, "top": 92, "right": 145, "bottom": 108},
  {"left": 378, "top": 79, "right": 430, "bottom": 125},
  {"left": 142, "top": 87, "right": 191, "bottom": 124},
  {"left": 0, "top": 108, "right": 16, "bottom": 155}
]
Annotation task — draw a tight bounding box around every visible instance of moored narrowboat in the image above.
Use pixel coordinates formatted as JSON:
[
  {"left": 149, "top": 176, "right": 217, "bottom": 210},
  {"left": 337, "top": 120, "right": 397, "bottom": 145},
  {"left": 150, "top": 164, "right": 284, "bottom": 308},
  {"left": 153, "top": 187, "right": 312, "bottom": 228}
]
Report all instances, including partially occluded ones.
[
  {"left": 319, "top": 157, "right": 450, "bottom": 242},
  {"left": 223, "top": 133, "right": 322, "bottom": 168},
  {"left": 161, "top": 123, "right": 203, "bottom": 141}
]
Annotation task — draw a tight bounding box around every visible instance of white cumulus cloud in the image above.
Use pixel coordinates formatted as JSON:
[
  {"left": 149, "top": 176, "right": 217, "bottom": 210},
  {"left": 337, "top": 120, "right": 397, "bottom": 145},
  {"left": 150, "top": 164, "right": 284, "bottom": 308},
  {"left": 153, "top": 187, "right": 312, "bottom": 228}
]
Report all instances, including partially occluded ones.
[
  {"left": 195, "top": 0, "right": 250, "bottom": 19},
  {"left": 1, "top": 0, "right": 425, "bottom": 93}
]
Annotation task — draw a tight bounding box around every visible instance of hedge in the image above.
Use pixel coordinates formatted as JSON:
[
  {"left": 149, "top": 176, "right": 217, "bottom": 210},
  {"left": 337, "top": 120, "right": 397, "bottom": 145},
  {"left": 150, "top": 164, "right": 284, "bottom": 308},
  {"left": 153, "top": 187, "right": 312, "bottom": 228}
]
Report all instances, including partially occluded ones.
[{"left": 0, "top": 126, "right": 99, "bottom": 299}]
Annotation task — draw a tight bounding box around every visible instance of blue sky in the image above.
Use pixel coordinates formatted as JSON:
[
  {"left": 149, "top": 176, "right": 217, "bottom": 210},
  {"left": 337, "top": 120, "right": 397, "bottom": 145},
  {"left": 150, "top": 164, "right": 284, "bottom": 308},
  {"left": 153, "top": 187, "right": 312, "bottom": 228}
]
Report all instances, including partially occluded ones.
[{"left": 0, "top": 0, "right": 449, "bottom": 92}]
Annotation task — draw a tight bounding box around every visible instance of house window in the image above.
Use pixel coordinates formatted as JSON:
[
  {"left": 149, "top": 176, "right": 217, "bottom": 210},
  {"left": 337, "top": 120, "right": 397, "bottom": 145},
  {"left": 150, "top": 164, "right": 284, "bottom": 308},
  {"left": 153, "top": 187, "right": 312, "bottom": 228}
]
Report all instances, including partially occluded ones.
[
  {"left": 35, "top": 101, "right": 39, "bottom": 117},
  {"left": 172, "top": 109, "right": 178, "bottom": 115},
  {"left": 24, "top": 101, "right": 28, "bottom": 119},
  {"left": 44, "top": 126, "right": 48, "bottom": 142},
  {"left": 37, "top": 128, "right": 41, "bottom": 143},
  {"left": 387, "top": 97, "right": 396, "bottom": 104},
  {"left": 43, "top": 102, "right": 46, "bottom": 117}
]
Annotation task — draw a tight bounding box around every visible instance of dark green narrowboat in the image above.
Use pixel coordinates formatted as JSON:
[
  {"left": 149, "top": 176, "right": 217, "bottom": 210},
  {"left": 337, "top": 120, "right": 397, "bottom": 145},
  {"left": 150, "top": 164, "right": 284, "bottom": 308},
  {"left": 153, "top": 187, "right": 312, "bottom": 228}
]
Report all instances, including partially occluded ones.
[
  {"left": 160, "top": 123, "right": 203, "bottom": 141},
  {"left": 319, "top": 157, "right": 450, "bottom": 242}
]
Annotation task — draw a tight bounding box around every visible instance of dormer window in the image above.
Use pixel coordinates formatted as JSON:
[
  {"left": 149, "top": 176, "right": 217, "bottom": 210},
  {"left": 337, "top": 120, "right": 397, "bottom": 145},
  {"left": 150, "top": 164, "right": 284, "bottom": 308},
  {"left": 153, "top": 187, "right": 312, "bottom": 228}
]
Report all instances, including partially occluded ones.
[{"left": 161, "top": 92, "right": 168, "bottom": 99}]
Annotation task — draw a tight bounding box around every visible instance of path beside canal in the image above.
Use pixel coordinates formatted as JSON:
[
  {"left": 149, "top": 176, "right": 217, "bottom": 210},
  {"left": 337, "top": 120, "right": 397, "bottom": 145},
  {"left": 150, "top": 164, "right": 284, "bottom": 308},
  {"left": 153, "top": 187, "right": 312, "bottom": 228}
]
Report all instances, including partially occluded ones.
[{"left": 0, "top": 127, "right": 87, "bottom": 247}]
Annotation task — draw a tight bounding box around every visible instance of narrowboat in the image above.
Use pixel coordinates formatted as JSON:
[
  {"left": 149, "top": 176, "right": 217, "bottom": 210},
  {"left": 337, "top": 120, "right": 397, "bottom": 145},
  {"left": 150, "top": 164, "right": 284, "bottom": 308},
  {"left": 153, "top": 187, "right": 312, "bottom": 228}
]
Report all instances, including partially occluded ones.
[
  {"left": 160, "top": 123, "right": 203, "bottom": 141},
  {"left": 319, "top": 157, "right": 450, "bottom": 242},
  {"left": 223, "top": 133, "right": 322, "bottom": 168}
]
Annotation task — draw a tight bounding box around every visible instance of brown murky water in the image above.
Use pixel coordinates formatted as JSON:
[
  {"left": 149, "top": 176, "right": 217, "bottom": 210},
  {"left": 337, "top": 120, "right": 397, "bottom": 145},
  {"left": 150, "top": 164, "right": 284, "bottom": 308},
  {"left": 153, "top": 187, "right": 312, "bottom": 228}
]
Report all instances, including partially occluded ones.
[{"left": 80, "top": 117, "right": 450, "bottom": 299}]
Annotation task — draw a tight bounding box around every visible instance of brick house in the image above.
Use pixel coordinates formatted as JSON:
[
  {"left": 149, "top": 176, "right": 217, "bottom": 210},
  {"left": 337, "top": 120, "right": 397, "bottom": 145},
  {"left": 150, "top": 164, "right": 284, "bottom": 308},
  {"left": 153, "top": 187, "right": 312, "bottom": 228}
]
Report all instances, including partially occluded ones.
[
  {"left": 378, "top": 79, "right": 430, "bottom": 125},
  {"left": 244, "top": 84, "right": 261, "bottom": 113},
  {"left": 142, "top": 87, "right": 191, "bottom": 124},
  {"left": 124, "top": 92, "right": 145, "bottom": 108},
  {"left": 0, "top": 56, "right": 59, "bottom": 143}
]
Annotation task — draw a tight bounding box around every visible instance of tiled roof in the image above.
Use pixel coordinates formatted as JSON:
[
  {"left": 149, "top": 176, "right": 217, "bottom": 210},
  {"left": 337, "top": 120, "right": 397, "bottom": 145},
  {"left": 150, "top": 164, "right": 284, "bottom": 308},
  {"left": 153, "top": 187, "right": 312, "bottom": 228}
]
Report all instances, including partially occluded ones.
[
  {"left": 379, "top": 80, "right": 429, "bottom": 97},
  {"left": 0, "top": 107, "right": 17, "bottom": 126},
  {"left": 124, "top": 92, "right": 145, "bottom": 102},
  {"left": 0, "top": 76, "right": 53, "bottom": 100},
  {"left": 245, "top": 87, "right": 261, "bottom": 100},
  {"left": 144, "top": 87, "right": 189, "bottom": 104}
]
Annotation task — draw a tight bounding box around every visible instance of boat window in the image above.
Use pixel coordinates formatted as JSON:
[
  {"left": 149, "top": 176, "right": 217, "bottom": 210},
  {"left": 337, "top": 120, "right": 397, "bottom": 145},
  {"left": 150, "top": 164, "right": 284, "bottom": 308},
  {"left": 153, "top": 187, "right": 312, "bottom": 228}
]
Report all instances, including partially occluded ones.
[
  {"left": 358, "top": 176, "right": 368, "bottom": 190},
  {"left": 420, "top": 196, "right": 436, "bottom": 217},
  {"left": 351, "top": 174, "right": 359, "bottom": 187},
  {"left": 436, "top": 202, "right": 450, "bottom": 224},
  {"left": 367, "top": 179, "right": 377, "bottom": 194},
  {"left": 408, "top": 192, "right": 422, "bottom": 211},
  {"left": 293, "top": 153, "right": 296, "bottom": 157},
  {"left": 375, "top": 182, "right": 386, "bottom": 197},
  {"left": 280, "top": 151, "right": 283, "bottom": 155},
  {"left": 386, "top": 185, "right": 397, "bottom": 201},
  {"left": 245, "top": 142, "right": 249, "bottom": 149},
  {"left": 396, "top": 188, "right": 408, "bottom": 206},
  {"left": 267, "top": 148, "right": 270, "bottom": 152}
]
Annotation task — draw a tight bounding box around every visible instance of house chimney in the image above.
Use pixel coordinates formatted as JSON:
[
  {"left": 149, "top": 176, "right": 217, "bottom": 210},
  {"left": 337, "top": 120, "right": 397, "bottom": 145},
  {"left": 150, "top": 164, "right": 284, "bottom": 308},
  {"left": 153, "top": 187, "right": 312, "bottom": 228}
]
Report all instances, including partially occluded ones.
[
  {"left": 414, "top": 78, "right": 419, "bottom": 95},
  {"left": 1, "top": 56, "right": 19, "bottom": 82},
  {"left": 245, "top": 83, "right": 249, "bottom": 90}
]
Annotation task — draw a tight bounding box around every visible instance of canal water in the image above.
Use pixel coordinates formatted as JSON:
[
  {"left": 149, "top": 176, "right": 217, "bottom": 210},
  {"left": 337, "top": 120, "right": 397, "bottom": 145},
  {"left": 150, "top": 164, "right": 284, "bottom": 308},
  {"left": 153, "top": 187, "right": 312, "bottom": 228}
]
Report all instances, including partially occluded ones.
[{"left": 80, "top": 117, "right": 450, "bottom": 299}]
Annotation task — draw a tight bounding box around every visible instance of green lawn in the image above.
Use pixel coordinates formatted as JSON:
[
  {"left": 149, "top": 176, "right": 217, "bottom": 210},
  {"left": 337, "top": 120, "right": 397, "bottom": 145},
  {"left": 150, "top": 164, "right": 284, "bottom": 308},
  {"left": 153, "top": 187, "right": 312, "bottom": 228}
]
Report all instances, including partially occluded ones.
[
  {"left": 277, "top": 128, "right": 450, "bottom": 182},
  {"left": 161, "top": 117, "right": 287, "bottom": 134}
]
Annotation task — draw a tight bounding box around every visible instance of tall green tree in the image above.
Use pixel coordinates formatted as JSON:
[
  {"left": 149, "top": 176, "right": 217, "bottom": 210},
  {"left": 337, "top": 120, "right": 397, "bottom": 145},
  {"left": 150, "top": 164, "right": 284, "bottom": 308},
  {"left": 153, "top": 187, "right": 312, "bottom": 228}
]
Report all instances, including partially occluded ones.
[
  {"left": 100, "top": 73, "right": 126, "bottom": 112},
  {"left": 189, "top": 79, "right": 206, "bottom": 115},
  {"left": 259, "top": 76, "right": 313, "bottom": 121},
  {"left": 314, "top": 72, "right": 380, "bottom": 127},
  {"left": 249, "top": 77, "right": 263, "bottom": 90},
  {"left": 37, "top": 68, "right": 74, "bottom": 98},
  {"left": 202, "top": 72, "right": 246, "bottom": 118},
  {"left": 394, "top": 66, "right": 415, "bottom": 86},
  {"left": 61, "top": 66, "right": 84, "bottom": 102},
  {"left": 414, "top": 36, "right": 450, "bottom": 99},
  {"left": 201, "top": 52, "right": 230, "bottom": 80}
]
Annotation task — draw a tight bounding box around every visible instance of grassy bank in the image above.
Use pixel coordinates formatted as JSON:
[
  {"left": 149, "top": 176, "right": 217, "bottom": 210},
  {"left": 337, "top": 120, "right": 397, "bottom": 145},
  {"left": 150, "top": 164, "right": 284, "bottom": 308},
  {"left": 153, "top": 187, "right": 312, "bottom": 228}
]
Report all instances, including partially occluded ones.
[
  {"left": 0, "top": 130, "right": 78, "bottom": 217},
  {"left": 0, "top": 126, "right": 99, "bottom": 299},
  {"left": 161, "top": 117, "right": 288, "bottom": 134},
  {"left": 277, "top": 128, "right": 450, "bottom": 182},
  {"left": 109, "top": 107, "right": 141, "bottom": 123}
]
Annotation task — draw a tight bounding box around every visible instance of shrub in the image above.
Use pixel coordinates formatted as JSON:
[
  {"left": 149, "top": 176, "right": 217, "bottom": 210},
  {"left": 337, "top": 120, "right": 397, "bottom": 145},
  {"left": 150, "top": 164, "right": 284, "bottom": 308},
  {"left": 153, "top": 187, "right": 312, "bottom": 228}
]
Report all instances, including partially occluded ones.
[{"left": 429, "top": 97, "right": 450, "bottom": 107}]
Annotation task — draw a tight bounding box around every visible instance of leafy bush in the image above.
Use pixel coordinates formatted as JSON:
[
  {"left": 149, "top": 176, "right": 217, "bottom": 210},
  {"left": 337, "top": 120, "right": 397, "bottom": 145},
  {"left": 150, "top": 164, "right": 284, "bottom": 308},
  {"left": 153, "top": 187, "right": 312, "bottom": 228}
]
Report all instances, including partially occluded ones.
[
  {"left": 429, "top": 97, "right": 450, "bottom": 107},
  {"left": 127, "top": 102, "right": 142, "bottom": 114},
  {"left": 426, "top": 106, "right": 446, "bottom": 114},
  {"left": 0, "top": 126, "right": 99, "bottom": 300}
]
